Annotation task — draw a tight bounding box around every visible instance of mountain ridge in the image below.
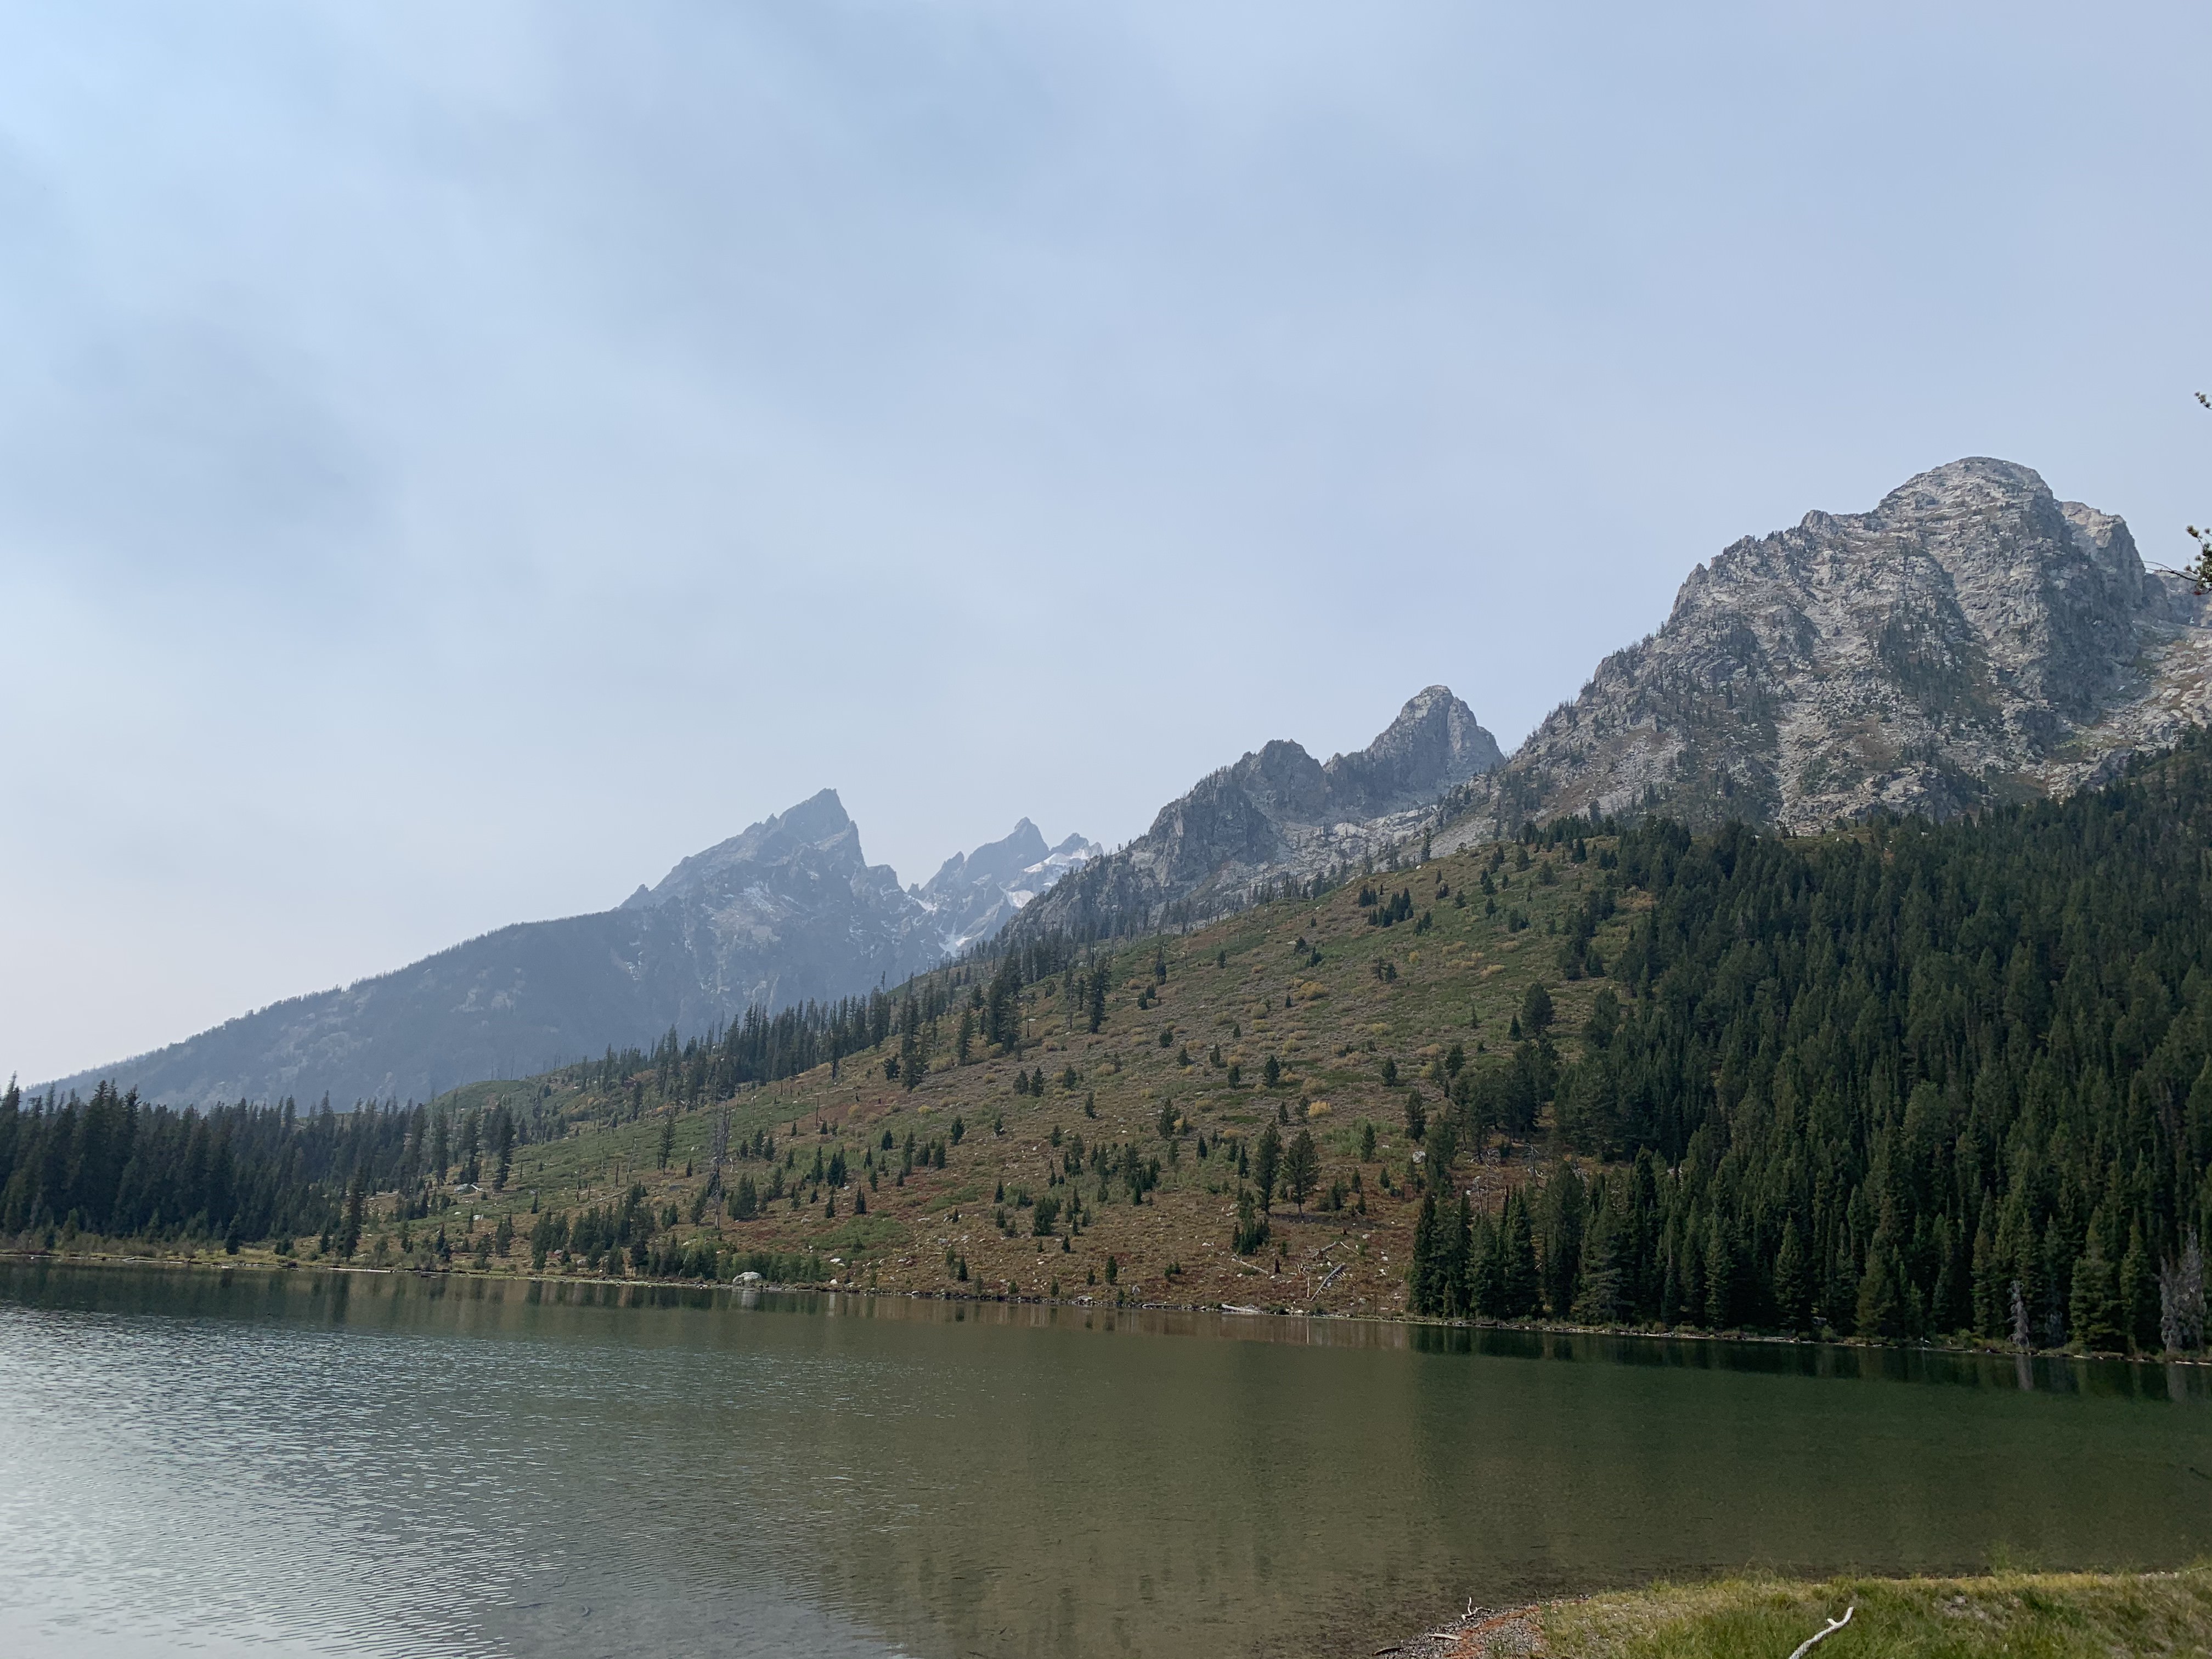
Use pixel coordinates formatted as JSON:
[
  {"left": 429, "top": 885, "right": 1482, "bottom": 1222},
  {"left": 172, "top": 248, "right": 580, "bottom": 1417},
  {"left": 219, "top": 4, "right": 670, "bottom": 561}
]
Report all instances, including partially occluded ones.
[
  {"left": 43, "top": 455, "right": 2212, "bottom": 1107},
  {"left": 1438, "top": 457, "right": 2212, "bottom": 846},
  {"left": 1008, "top": 685, "right": 1503, "bottom": 943},
  {"left": 38, "top": 795, "right": 1090, "bottom": 1108}
]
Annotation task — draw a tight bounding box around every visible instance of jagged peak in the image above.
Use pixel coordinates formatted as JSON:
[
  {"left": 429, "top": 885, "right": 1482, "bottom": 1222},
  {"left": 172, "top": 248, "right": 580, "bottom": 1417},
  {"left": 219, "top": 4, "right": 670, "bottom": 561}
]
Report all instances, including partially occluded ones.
[
  {"left": 1323, "top": 685, "right": 1503, "bottom": 812},
  {"left": 624, "top": 788, "right": 861, "bottom": 910},
  {"left": 1472, "top": 454, "right": 2190, "bottom": 841}
]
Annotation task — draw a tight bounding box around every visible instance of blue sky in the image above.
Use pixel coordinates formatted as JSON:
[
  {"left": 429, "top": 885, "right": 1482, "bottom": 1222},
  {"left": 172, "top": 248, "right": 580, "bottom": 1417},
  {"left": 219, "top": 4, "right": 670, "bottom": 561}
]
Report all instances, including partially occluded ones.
[{"left": 3, "top": 2, "right": 2207, "bottom": 1081}]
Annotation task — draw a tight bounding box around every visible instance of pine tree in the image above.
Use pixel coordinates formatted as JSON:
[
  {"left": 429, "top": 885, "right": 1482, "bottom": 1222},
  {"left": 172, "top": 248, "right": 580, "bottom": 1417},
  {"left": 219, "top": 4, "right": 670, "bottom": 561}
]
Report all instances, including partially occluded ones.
[
  {"left": 1497, "top": 1191, "right": 1541, "bottom": 1318},
  {"left": 1573, "top": 1194, "right": 1624, "bottom": 1324},
  {"left": 1426, "top": 1116, "right": 1458, "bottom": 1177},
  {"left": 2069, "top": 1238, "right": 2123, "bottom": 1351},
  {"left": 1519, "top": 981, "right": 1554, "bottom": 1035},
  {"left": 1856, "top": 1235, "right": 1906, "bottom": 1340},
  {"left": 1283, "top": 1130, "right": 1320, "bottom": 1213},
  {"left": 337, "top": 1165, "right": 366, "bottom": 1260},
  {"left": 1773, "top": 1217, "right": 1810, "bottom": 1331},
  {"left": 2121, "top": 1219, "right": 2158, "bottom": 1352},
  {"left": 1442, "top": 1194, "right": 1474, "bottom": 1317},
  {"left": 1254, "top": 1124, "right": 1282, "bottom": 1211},
  {"left": 1409, "top": 1191, "right": 1441, "bottom": 1314},
  {"left": 1234, "top": 1188, "right": 1268, "bottom": 1255}
]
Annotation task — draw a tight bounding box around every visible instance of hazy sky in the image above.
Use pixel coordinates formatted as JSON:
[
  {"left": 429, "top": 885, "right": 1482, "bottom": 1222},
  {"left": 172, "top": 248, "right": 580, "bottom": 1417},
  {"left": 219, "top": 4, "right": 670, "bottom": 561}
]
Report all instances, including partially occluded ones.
[{"left": 4, "top": 2, "right": 2208, "bottom": 1083}]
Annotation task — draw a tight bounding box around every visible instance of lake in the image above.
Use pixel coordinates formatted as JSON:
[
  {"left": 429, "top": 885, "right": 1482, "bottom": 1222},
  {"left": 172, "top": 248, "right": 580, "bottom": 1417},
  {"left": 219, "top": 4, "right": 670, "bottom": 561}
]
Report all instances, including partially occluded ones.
[{"left": 2, "top": 1261, "right": 2207, "bottom": 1659}]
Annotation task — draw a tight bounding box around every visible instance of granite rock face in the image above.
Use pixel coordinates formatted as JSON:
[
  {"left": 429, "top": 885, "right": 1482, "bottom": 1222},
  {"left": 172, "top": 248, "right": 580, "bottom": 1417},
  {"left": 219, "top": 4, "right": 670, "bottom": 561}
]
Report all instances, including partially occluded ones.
[
  {"left": 43, "top": 792, "right": 1088, "bottom": 1107},
  {"left": 1010, "top": 687, "right": 1503, "bottom": 940},
  {"left": 1446, "top": 458, "right": 2212, "bottom": 841}
]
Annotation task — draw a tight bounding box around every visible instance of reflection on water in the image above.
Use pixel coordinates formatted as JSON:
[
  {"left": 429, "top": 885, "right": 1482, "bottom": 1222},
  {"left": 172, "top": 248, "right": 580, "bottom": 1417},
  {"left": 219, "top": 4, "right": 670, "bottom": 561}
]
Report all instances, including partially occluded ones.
[{"left": 3, "top": 1262, "right": 2206, "bottom": 1659}]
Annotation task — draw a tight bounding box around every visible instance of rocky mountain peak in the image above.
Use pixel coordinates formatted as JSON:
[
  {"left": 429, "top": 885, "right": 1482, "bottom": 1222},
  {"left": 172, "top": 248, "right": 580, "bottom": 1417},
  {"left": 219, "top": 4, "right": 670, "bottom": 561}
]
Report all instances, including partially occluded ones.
[
  {"left": 1008, "top": 685, "right": 1503, "bottom": 943},
  {"left": 916, "top": 819, "right": 1099, "bottom": 957},
  {"left": 622, "top": 787, "right": 864, "bottom": 912},
  {"left": 49, "top": 789, "right": 1089, "bottom": 1107},
  {"left": 1449, "top": 456, "right": 2211, "bottom": 839},
  {"left": 1323, "top": 685, "right": 1504, "bottom": 815},
  {"left": 918, "top": 817, "right": 1049, "bottom": 896}
]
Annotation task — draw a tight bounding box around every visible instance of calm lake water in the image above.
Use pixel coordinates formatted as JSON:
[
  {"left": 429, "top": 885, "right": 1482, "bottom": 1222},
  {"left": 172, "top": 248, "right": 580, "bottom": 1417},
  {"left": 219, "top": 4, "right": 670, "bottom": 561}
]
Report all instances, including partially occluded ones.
[{"left": 3, "top": 1262, "right": 2208, "bottom": 1659}]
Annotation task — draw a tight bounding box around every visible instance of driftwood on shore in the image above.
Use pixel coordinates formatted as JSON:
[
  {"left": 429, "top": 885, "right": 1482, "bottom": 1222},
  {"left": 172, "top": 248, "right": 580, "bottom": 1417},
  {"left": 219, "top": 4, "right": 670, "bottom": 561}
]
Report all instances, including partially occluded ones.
[{"left": 1785, "top": 1605, "right": 1853, "bottom": 1659}]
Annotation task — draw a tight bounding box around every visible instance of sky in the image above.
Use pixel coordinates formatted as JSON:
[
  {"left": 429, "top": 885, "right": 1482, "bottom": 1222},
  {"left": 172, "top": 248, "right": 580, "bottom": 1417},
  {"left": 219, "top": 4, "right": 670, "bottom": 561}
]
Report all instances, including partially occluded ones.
[{"left": 3, "top": 2, "right": 2208, "bottom": 1084}]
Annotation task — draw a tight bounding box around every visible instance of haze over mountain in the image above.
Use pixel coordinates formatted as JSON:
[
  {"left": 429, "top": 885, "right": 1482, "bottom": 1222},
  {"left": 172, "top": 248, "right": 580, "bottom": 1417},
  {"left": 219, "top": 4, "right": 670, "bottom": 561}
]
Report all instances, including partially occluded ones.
[
  {"left": 41, "top": 795, "right": 1090, "bottom": 1109},
  {"left": 1012, "top": 458, "right": 2212, "bottom": 946},
  {"left": 912, "top": 821, "right": 1100, "bottom": 959},
  {"left": 1443, "top": 458, "right": 2212, "bottom": 843},
  {"left": 1011, "top": 686, "right": 1503, "bottom": 942},
  {"left": 43, "top": 456, "right": 2212, "bottom": 1109}
]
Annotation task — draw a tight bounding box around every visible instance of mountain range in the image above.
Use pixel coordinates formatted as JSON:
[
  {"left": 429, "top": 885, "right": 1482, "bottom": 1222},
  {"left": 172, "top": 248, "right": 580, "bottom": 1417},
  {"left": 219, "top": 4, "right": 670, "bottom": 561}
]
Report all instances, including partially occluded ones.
[
  {"left": 43, "top": 455, "right": 2212, "bottom": 1108},
  {"left": 41, "top": 796, "right": 1091, "bottom": 1108}
]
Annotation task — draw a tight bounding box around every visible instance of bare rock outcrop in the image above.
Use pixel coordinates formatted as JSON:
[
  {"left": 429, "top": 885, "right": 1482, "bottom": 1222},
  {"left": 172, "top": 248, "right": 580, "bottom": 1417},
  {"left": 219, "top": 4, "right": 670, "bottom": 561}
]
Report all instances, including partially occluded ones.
[
  {"left": 1010, "top": 687, "right": 1503, "bottom": 940},
  {"left": 1446, "top": 458, "right": 2212, "bottom": 842}
]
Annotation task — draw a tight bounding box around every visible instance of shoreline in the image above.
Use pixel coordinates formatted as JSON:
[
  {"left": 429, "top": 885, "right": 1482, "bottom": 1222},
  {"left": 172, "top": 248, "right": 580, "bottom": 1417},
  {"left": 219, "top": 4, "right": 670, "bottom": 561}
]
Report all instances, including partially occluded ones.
[
  {"left": 1367, "top": 1566, "right": 2212, "bottom": 1658},
  {"left": 6, "top": 1244, "right": 2207, "bottom": 1367}
]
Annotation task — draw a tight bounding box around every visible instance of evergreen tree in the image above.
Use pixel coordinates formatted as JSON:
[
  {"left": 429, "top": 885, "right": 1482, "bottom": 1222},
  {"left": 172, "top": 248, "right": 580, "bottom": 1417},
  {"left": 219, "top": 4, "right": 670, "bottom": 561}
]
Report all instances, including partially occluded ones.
[
  {"left": 1572, "top": 1189, "right": 1624, "bottom": 1324},
  {"left": 1855, "top": 1236, "right": 1908, "bottom": 1340},
  {"left": 1442, "top": 1193, "right": 1474, "bottom": 1317},
  {"left": 2121, "top": 1220, "right": 2158, "bottom": 1352},
  {"left": 1253, "top": 1124, "right": 1282, "bottom": 1211},
  {"left": 1497, "top": 1190, "right": 1541, "bottom": 1318},
  {"left": 1234, "top": 1187, "right": 1268, "bottom": 1255},
  {"left": 1409, "top": 1190, "right": 1440, "bottom": 1313},
  {"left": 337, "top": 1165, "right": 366, "bottom": 1260},
  {"left": 2069, "top": 1238, "right": 2124, "bottom": 1351},
  {"left": 1283, "top": 1130, "right": 1320, "bottom": 1213},
  {"left": 1519, "top": 981, "right": 1554, "bottom": 1036},
  {"left": 1773, "top": 1217, "right": 1811, "bottom": 1332}
]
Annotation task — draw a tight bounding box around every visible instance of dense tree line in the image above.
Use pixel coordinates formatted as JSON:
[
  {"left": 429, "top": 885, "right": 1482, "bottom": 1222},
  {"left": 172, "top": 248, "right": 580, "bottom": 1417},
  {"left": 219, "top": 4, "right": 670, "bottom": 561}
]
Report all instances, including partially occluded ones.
[
  {"left": 0, "top": 927, "right": 1093, "bottom": 1260},
  {"left": 1411, "top": 735, "right": 2212, "bottom": 1351},
  {"left": 0, "top": 1086, "right": 531, "bottom": 1249}
]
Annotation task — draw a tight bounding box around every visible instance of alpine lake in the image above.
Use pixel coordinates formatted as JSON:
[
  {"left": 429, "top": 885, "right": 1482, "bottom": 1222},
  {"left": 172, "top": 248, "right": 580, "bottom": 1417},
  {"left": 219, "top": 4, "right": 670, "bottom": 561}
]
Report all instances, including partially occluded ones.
[{"left": 3, "top": 1260, "right": 2207, "bottom": 1659}]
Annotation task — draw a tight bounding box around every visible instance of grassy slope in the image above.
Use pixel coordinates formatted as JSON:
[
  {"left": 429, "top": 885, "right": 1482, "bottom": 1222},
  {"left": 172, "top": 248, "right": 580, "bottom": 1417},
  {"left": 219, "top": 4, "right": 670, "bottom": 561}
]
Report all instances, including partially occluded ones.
[
  {"left": 316, "top": 837, "right": 1627, "bottom": 1311},
  {"left": 1530, "top": 1567, "right": 2212, "bottom": 1659}
]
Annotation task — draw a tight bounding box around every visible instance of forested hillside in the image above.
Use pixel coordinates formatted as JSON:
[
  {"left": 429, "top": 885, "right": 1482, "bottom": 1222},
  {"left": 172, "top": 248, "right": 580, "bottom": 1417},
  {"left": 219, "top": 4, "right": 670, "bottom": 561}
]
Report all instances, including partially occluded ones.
[
  {"left": 1413, "top": 735, "right": 2212, "bottom": 1350},
  {"left": 9, "top": 733, "right": 2212, "bottom": 1354}
]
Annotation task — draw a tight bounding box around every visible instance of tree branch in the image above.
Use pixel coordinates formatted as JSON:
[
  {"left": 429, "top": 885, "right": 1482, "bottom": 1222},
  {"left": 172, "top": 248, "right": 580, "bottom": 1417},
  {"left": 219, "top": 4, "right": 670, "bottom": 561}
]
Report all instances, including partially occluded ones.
[{"left": 1785, "top": 1605, "right": 1853, "bottom": 1659}]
